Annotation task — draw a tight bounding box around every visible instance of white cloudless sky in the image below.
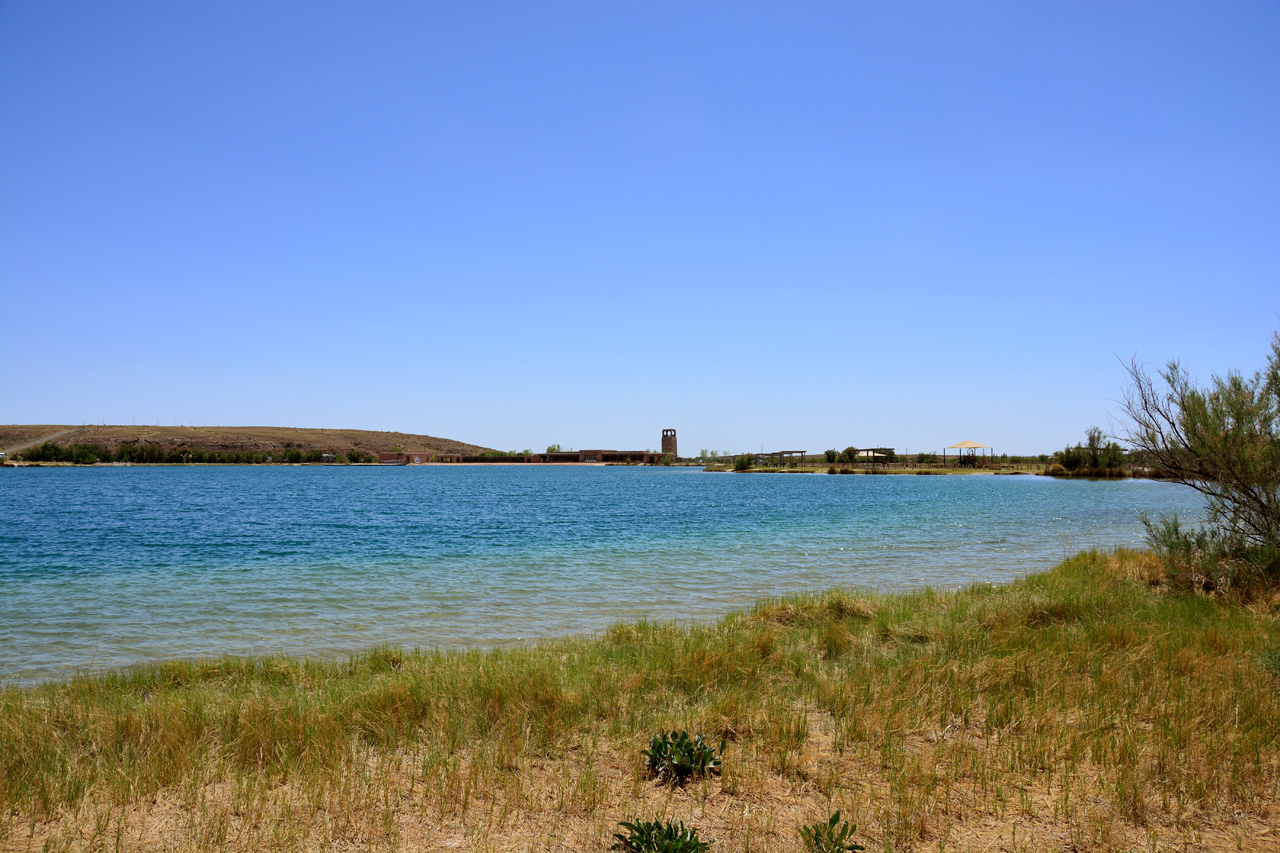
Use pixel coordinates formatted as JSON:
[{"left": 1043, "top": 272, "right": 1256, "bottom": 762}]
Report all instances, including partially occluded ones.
[{"left": 2, "top": 1, "right": 1276, "bottom": 455}]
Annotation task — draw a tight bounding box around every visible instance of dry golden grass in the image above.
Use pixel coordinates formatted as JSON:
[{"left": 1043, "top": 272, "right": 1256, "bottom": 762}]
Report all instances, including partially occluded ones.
[{"left": 3, "top": 550, "right": 1279, "bottom": 851}]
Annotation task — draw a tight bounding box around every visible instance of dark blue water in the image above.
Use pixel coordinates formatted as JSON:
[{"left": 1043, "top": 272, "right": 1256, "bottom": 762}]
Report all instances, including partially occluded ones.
[{"left": 0, "top": 466, "right": 1204, "bottom": 684}]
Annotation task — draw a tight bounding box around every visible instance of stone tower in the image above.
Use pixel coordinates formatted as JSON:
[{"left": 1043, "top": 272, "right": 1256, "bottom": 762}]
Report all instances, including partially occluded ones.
[{"left": 661, "top": 428, "right": 677, "bottom": 457}]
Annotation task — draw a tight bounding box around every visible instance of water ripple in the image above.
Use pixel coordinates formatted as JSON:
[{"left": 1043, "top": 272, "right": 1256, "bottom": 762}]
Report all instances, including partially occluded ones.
[{"left": 0, "top": 466, "right": 1204, "bottom": 684}]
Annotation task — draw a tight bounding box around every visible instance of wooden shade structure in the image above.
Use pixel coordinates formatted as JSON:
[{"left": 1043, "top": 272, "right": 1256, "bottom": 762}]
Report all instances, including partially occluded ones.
[
  {"left": 855, "top": 449, "right": 886, "bottom": 470},
  {"left": 944, "top": 440, "right": 992, "bottom": 468}
]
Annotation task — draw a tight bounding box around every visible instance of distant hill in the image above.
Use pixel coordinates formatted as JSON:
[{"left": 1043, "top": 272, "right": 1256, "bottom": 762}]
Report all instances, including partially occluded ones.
[{"left": 0, "top": 425, "right": 494, "bottom": 458}]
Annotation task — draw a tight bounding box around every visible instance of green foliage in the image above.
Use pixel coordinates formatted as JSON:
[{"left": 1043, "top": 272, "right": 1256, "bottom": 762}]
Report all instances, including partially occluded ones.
[
  {"left": 612, "top": 819, "right": 712, "bottom": 852},
  {"left": 546, "top": 444, "right": 562, "bottom": 453},
  {"left": 733, "top": 453, "right": 755, "bottom": 472},
  {"left": 70, "top": 444, "right": 101, "bottom": 464},
  {"left": 346, "top": 449, "right": 365, "bottom": 463},
  {"left": 1124, "top": 332, "right": 1280, "bottom": 591},
  {"left": 1056, "top": 426, "right": 1127, "bottom": 473},
  {"left": 1142, "top": 512, "right": 1280, "bottom": 594},
  {"left": 21, "top": 442, "right": 121, "bottom": 464},
  {"left": 282, "top": 448, "right": 304, "bottom": 463},
  {"left": 916, "top": 451, "right": 938, "bottom": 465},
  {"left": 838, "top": 446, "right": 858, "bottom": 463},
  {"left": 824, "top": 449, "right": 838, "bottom": 463},
  {"left": 1058, "top": 444, "right": 1086, "bottom": 471},
  {"left": 1256, "top": 646, "right": 1280, "bottom": 679},
  {"left": 642, "top": 730, "right": 723, "bottom": 783},
  {"left": 799, "top": 811, "right": 864, "bottom": 852},
  {"left": 303, "top": 450, "right": 324, "bottom": 463},
  {"left": 18, "top": 441, "right": 283, "bottom": 464}
]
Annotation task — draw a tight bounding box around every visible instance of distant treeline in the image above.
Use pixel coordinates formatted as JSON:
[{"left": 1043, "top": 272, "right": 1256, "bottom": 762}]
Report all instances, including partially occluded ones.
[
  {"left": 15, "top": 442, "right": 376, "bottom": 465},
  {"left": 1042, "top": 427, "right": 1132, "bottom": 478}
]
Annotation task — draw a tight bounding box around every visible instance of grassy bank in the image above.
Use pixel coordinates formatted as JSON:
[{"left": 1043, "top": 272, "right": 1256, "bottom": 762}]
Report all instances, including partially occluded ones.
[{"left": 3, "top": 551, "right": 1278, "bottom": 851}]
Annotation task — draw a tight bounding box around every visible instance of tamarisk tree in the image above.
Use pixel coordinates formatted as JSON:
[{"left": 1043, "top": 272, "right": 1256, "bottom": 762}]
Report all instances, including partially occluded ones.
[{"left": 1122, "top": 332, "right": 1280, "bottom": 587}]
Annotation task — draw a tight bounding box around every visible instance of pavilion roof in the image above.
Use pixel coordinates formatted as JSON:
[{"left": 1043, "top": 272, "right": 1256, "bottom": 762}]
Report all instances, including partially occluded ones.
[{"left": 946, "top": 440, "right": 991, "bottom": 449}]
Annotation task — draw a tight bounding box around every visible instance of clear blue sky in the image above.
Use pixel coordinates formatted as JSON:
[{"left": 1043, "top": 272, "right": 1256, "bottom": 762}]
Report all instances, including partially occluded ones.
[{"left": 2, "top": 2, "right": 1276, "bottom": 455}]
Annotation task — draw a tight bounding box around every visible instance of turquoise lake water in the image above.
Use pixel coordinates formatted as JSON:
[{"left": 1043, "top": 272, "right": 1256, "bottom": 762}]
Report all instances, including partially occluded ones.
[{"left": 0, "top": 466, "right": 1206, "bottom": 684}]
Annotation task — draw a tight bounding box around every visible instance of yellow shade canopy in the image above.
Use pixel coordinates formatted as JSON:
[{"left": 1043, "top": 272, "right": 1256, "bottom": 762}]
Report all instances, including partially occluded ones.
[{"left": 946, "top": 440, "right": 991, "bottom": 449}]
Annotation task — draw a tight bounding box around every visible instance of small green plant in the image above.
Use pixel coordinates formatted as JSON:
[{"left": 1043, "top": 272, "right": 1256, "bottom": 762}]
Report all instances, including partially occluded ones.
[
  {"left": 798, "top": 811, "right": 864, "bottom": 852},
  {"left": 612, "top": 819, "right": 712, "bottom": 852},
  {"left": 733, "top": 454, "right": 754, "bottom": 472},
  {"left": 1257, "top": 646, "right": 1280, "bottom": 678},
  {"left": 643, "top": 730, "right": 723, "bottom": 783}
]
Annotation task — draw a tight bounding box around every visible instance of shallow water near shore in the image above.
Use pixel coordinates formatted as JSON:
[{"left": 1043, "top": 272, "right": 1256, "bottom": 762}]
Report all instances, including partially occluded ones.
[{"left": 0, "top": 466, "right": 1204, "bottom": 684}]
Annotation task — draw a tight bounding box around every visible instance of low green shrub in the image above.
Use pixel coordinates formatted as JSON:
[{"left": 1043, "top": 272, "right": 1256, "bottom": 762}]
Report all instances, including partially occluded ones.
[
  {"left": 1042, "top": 463, "right": 1129, "bottom": 479},
  {"left": 612, "top": 819, "right": 712, "bottom": 852},
  {"left": 799, "top": 811, "right": 864, "bottom": 852},
  {"left": 1143, "top": 512, "right": 1280, "bottom": 594},
  {"left": 642, "top": 730, "right": 723, "bottom": 783}
]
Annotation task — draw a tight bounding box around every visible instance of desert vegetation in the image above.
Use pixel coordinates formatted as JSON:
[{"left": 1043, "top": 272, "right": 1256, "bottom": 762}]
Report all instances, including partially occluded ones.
[
  {"left": 0, "top": 425, "right": 490, "bottom": 463},
  {"left": 1041, "top": 427, "right": 1130, "bottom": 478},
  {"left": 1124, "top": 331, "right": 1280, "bottom": 597},
  {"left": 13, "top": 441, "right": 376, "bottom": 465},
  {"left": 2, "top": 549, "right": 1277, "bottom": 851}
]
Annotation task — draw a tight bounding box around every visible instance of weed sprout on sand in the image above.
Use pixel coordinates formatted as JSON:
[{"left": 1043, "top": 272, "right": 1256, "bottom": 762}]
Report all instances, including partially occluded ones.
[
  {"left": 642, "top": 730, "right": 723, "bottom": 784},
  {"left": 612, "top": 818, "right": 712, "bottom": 852}
]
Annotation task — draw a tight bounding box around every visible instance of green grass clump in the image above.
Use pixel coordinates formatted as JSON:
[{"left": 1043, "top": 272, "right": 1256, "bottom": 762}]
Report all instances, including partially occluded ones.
[{"left": 1257, "top": 645, "right": 1280, "bottom": 678}]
